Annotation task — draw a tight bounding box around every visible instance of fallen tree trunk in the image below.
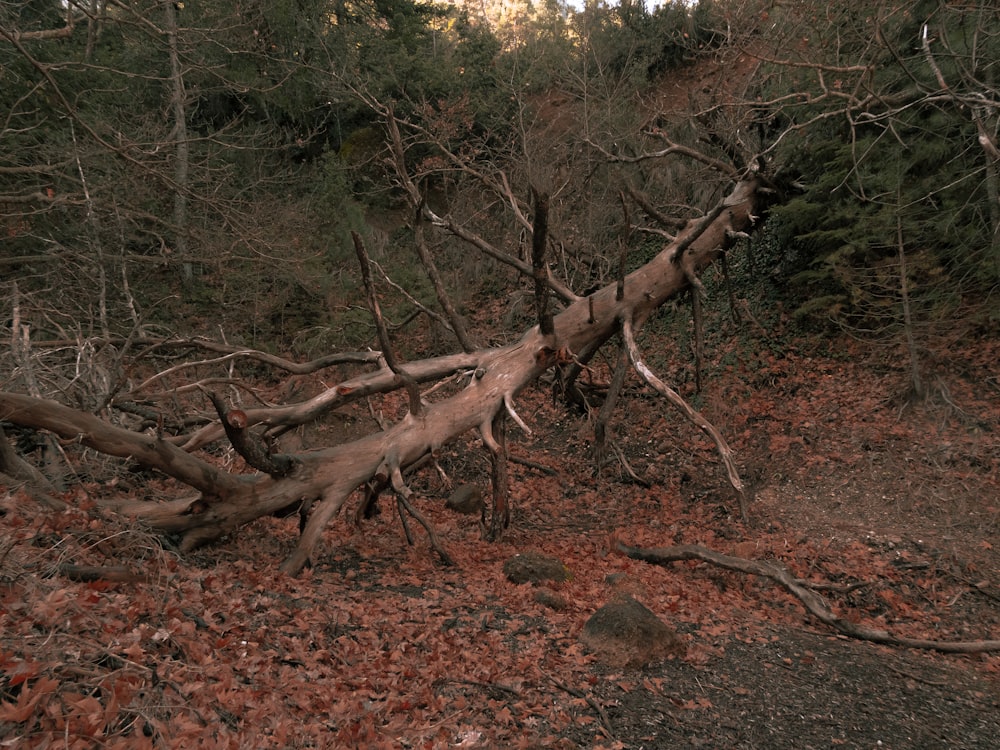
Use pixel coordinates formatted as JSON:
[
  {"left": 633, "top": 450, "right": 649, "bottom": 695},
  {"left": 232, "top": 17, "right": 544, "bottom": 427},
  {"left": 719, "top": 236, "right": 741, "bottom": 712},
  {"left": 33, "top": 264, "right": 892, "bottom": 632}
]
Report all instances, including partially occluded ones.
[{"left": 0, "top": 177, "right": 765, "bottom": 575}]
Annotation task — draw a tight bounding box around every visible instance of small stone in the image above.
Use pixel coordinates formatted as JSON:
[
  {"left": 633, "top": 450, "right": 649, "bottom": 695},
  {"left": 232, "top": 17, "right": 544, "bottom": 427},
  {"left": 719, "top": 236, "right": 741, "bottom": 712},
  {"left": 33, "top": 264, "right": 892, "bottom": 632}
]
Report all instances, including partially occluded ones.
[
  {"left": 445, "top": 484, "right": 484, "bottom": 515},
  {"left": 534, "top": 587, "right": 568, "bottom": 610},
  {"left": 502, "top": 551, "right": 571, "bottom": 585}
]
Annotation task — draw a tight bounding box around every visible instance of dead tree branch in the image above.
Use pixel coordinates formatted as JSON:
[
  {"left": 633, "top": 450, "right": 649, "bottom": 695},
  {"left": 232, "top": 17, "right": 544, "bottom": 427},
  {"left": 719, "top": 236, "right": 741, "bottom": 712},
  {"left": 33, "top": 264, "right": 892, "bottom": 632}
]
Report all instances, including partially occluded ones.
[
  {"left": 352, "top": 231, "right": 423, "bottom": 417},
  {"left": 616, "top": 542, "right": 1000, "bottom": 654},
  {"left": 587, "top": 134, "right": 739, "bottom": 179},
  {"left": 413, "top": 208, "right": 476, "bottom": 352},
  {"left": 593, "top": 343, "right": 628, "bottom": 474},
  {"left": 531, "top": 189, "right": 554, "bottom": 336},
  {"left": 0, "top": 391, "right": 240, "bottom": 497},
  {"left": 622, "top": 318, "right": 747, "bottom": 519},
  {"left": 382, "top": 106, "right": 579, "bottom": 304},
  {"left": 206, "top": 392, "right": 295, "bottom": 478},
  {"left": 486, "top": 409, "right": 510, "bottom": 541}
]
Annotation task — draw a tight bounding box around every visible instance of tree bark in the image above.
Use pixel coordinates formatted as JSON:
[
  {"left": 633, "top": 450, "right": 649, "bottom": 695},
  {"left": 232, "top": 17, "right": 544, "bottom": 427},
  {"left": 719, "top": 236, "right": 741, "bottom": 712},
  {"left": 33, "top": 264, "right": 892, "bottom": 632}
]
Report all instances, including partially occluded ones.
[{"left": 163, "top": 0, "right": 190, "bottom": 283}]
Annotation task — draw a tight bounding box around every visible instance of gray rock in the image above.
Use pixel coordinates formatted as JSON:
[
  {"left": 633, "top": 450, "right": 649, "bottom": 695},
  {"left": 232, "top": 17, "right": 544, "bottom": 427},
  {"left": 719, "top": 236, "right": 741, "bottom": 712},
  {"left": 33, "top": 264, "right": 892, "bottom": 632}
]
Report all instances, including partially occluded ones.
[
  {"left": 502, "top": 551, "right": 571, "bottom": 584},
  {"left": 579, "top": 595, "right": 685, "bottom": 667}
]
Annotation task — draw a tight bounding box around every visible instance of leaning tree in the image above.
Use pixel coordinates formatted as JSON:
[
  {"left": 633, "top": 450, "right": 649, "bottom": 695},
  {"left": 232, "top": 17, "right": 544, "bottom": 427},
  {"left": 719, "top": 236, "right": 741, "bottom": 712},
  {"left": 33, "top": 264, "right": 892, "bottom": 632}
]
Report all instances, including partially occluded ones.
[
  {"left": 0, "top": 0, "right": 792, "bottom": 576},
  {"left": 0, "top": 41, "right": 780, "bottom": 573}
]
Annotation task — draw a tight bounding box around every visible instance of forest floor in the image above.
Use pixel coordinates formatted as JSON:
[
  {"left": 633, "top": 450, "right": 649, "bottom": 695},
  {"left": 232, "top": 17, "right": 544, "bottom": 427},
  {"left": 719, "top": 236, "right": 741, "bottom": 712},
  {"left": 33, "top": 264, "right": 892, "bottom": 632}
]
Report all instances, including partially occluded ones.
[{"left": 1, "top": 325, "right": 999, "bottom": 748}]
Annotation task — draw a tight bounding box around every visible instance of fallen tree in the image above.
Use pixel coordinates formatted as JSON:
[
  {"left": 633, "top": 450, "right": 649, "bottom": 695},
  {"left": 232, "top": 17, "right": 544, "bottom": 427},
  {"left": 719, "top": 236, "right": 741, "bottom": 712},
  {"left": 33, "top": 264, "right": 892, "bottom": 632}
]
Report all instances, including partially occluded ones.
[{"left": 1, "top": 169, "right": 767, "bottom": 574}]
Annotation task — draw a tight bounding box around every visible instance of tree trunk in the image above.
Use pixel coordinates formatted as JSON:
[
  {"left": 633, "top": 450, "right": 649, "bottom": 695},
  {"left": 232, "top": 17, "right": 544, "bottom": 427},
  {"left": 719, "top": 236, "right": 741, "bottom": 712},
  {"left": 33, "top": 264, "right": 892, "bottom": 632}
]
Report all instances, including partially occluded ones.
[
  {"left": 163, "top": 0, "right": 190, "bottom": 283},
  {"left": 0, "top": 177, "right": 764, "bottom": 575}
]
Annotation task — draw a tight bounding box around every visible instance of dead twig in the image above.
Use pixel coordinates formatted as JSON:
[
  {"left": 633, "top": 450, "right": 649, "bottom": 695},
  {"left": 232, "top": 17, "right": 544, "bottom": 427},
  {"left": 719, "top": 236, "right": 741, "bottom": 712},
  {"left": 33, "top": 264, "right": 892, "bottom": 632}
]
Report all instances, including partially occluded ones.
[
  {"left": 542, "top": 670, "right": 615, "bottom": 739},
  {"left": 508, "top": 454, "right": 557, "bottom": 476},
  {"left": 609, "top": 442, "right": 651, "bottom": 487}
]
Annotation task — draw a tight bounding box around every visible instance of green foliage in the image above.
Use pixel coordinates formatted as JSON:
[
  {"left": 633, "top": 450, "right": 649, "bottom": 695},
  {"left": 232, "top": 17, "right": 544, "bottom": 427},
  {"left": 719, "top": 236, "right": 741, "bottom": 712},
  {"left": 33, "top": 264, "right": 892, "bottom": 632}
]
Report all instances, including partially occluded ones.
[
  {"left": 3, "top": 0, "right": 996, "bottom": 361},
  {"left": 570, "top": 0, "right": 718, "bottom": 85},
  {"left": 764, "top": 1, "right": 999, "bottom": 336}
]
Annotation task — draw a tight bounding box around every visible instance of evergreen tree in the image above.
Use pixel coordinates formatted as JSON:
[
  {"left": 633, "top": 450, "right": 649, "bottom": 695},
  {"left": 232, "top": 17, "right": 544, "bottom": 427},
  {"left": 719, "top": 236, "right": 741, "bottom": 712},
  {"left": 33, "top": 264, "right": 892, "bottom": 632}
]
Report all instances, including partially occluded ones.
[{"left": 763, "top": 0, "right": 1000, "bottom": 345}]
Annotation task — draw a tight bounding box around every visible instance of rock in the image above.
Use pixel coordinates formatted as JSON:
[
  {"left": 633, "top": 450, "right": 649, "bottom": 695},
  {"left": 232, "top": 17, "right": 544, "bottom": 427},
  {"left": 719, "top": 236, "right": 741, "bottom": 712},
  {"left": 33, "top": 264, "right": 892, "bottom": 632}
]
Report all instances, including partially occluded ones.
[
  {"left": 534, "top": 587, "right": 568, "bottom": 610},
  {"left": 502, "top": 551, "right": 571, "bottom": 585},
  {"left": 579, "top": 595, "right": 685, "bottom": 667},
  {"left": 445, "top": 484, "right": 484, "bottom": 515}
]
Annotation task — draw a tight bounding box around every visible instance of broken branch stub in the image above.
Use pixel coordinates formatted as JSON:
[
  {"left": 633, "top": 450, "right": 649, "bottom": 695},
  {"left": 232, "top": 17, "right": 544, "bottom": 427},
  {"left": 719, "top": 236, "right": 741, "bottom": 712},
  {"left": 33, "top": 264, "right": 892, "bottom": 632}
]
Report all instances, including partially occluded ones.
[
  {"left": 531, "top": 188, "right": 554, "bottom": 336},
  {"left": 207, "top": 391, "right": 295, "bottom": 478}
]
